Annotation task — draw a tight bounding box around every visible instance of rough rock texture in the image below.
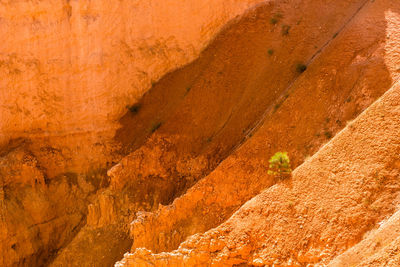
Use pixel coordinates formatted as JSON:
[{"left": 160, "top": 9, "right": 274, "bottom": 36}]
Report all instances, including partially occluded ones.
[
  {"left": 116, "top": 77, "right": 400, "bottom": 266},
  {"left": 127, "top": 0, "right": 398, "bottom": 255},
  {"left": 0, "top": 0, "right": 267, "bottom": 176},
  {"left": 0, "top": 143, "right": 89, "bottom": 266},
  {"left": 116, "top": 0, "right": 400, "bottom": 265},
  {"left": 54, "top": 0, "right": 376, "bottom": 264},
  {"left": 1, "top": 0, "right": 272, "bottom": 266},
  {"left": 329, "top": 209, "right": 400, "bottom": 267},
  {"left": 2, "top": 0, "right": 400, "bottom": 266},
  {"left": 58, "top": 0, "right": 388, "bottom": 263}
]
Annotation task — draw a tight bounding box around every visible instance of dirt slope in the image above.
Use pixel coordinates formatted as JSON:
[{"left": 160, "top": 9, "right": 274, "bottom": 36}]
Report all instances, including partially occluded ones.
[
  {"left": 117, "top": 78, "right": 400, "bottom": 266},
  {"left": 126, "top": 0, "right": 398, "bottom": 255}
]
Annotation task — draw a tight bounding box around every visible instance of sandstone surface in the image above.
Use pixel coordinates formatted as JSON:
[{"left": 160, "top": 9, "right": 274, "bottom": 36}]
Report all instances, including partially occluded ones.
[{"left": 1, "top": 0, "right": 400, "bottom": 266}]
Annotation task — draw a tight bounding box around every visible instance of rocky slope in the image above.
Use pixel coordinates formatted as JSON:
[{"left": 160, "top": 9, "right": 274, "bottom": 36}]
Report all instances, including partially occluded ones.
[
  {"left": 1, "top": 0, "right": 400, "bottom": 266},
  {"left": 51, "top": 0, "right": 390, "bottom": 264},
  {"left": 116, "top": 0, "right": 400, "bottom": 265},
  {"left": 127, "top": 0, "right": 397, "bottom": 255},
  {"left": 1, "top": 0, "right": 268, "bottom": 265},
  {"left": 0, "top": 0, "right": 268, "bottom": 177},
  {"left": 117, "top": 76, "right": 400, "bottom": 266}
]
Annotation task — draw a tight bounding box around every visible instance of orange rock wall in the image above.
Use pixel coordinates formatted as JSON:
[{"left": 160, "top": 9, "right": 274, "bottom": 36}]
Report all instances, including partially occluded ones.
[
  {"left": 117, "top": 70, "right": 400, "bottom": 267},
  {"left": 0, "top": 0, "right": 265, "bottom": 176},
  {"left": 126, "top": 0, "right": 396, "bottom": 254},
  {"left": 1, "top": 1, "right": 278, "bottom": 266}
]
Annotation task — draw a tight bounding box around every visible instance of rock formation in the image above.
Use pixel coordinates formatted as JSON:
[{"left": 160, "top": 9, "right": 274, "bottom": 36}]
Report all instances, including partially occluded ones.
[{"left": 1, "top": 0, "right": 400, "bottom": 266}]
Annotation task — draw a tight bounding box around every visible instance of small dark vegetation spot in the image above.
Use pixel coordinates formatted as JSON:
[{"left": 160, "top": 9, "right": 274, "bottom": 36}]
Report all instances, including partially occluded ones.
[
  {"left": 151, "top": 122, "right": 162, "bottom": 133},
  {"left": 346, "top": 120, "right": 355, "bottom": 130},
  {"left": 333, "top": 32, "right": 338, "bottom": 38},
  {"left": 324, "top": 131, "right": 333, "bottom": 139},
  {"left": 128, "top": 103, "right": 141, "bottom": 114},
  {"left": 346, "top": 96, "right": 352, "bottom": 103},
  {"left": 270, "top": 13, "right": 283, "bottom": 25},
  {"left": 206, "top": 137, "right": 213, "bottom": 143},
  {"left": 267, "top": 49, "right": 274, "bottom": 55},
  {"left": 373, "top": 171, "right": 386, "bottom": 190},
  {"left": 270, "top": 17, "right": 278, "bottom": 25},
  {"left": 274, "top": 102, "right": 281, "bottom": 111},
  {"left": 296, "top": 63, "right": 307, "bottom": 73},
  {"left": 281, "top": 25, "right": 290, "bottom": 35},
  {"left": 185, "top": 86, "right": 192, "bottom": 96}
]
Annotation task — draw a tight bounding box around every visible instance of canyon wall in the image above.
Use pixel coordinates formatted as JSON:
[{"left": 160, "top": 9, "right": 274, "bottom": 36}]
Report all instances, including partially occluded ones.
[
  {"left": 0, "top": 0, "right": 266, "bottom": 176},
  {"left": 117, "top": 74, "right": 400, "bottom": 267},
  {"left": 127, "top": 0, "right": 398, "bottom": 254},
  {"left": 1, "top": 0, "right": 270, "bottom": 266},
  {"left": 1, "top": 0, "right": 400, "bottom": 266},
  {"left": 116, "top": 0, "right": 400, "bottom": 265}
]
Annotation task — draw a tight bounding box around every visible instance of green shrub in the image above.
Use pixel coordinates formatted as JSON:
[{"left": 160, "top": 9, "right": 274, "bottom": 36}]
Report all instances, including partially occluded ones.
[
  {"left": 274, "top": 102, "right": 281, "bottom": 112},
  {"left": 270, "top": 18, "right": 278, "bottom": 25},
  {"left": 296, "top": 63, "right": 307, "bottom": 73},
  {"left": 270, "top": 13, "right": 283, "bottom": 25},
  {"left": 281, "top": 25, "right": 291, "bottom": 35},
  {"left": 268, "top": 152, "right": 292, "bottom": 179},
  {"left": 184, "top": 86, "right": 192, "bottom": 96},
  {"left": 128, "top": 103, "right": 141, "bottom": 114},
  {"left": 324, "top": 131, "right": 332, "bottom": 139},
  {"left": 267, "top": 49, "right": 274, "bottom": 55},
  {"left": 151, "top": 122, "right": 162, "bottom": 133}
]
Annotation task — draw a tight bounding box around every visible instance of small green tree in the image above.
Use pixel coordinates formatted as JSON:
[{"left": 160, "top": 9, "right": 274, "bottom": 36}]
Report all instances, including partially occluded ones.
[{"left": 268, "top": 152, "right": 292, "bottom": 179}]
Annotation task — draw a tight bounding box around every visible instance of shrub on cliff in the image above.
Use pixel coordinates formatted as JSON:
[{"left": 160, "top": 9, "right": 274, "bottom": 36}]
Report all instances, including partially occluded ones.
[
  {"left": 151, "top": 122, "right": 162, "bottom": 133},
  {"left": 129, "top": 103, "right": 141, "bottom": 114},
  {"left": 268, "top": 152, "right": 292, "bottom": 179},
  {"left": 296, "top": 63, "right": 307, "bottom": 73}
]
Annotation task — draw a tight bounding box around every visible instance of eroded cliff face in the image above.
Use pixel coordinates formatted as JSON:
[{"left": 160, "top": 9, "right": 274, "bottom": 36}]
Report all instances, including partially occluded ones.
[
  {"left": 116, "top": 0, "right": 400, "bottom": 266},
  {"left": 0, "top": 0, "right": 266, "bottom": 176},
  {"left": 118, "top": 80, "right": 400, "bottom": 266},
  {"left": 0, "top": 142, "right": 90, "bottom": 266},
  {"left": 127, "top": 0, "right": 397, "bottom": 254},
  {"left": 0, "top": 0, "right": 269, "bottom": 265},
  {"left": 2, "top": 0, "right": 400, "bottom": 266}
]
